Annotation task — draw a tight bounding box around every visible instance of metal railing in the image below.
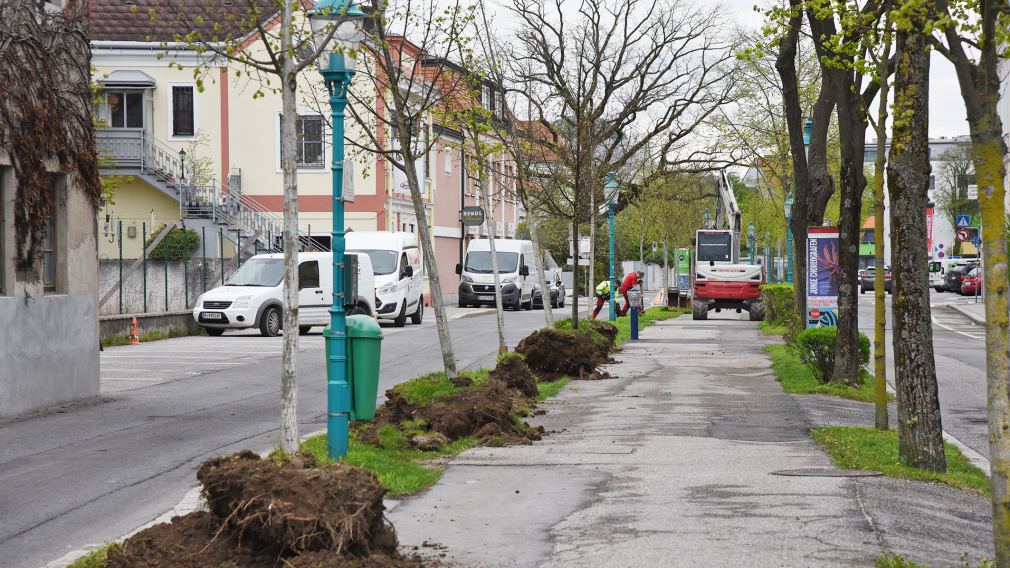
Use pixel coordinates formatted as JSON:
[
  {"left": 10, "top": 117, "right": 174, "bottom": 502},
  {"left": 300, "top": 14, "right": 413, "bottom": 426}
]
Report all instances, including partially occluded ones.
[{"left": 96, "top": 129, "right": 185, "bottom": 189}]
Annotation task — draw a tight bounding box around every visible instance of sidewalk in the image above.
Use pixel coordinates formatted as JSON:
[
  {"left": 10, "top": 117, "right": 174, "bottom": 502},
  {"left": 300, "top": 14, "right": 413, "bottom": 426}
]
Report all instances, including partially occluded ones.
[
  {"left": 945, "top": 300, "right": 986, "bottom": 324},
  {"left": 388, "top": 315, "right": 991, "bottom": 566}
]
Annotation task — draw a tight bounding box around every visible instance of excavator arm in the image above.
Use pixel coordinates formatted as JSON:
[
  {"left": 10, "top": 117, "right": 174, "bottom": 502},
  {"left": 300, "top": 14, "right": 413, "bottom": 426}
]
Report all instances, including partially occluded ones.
[{"left": 712, "top": 170, "right": 742, "bottom": 263}]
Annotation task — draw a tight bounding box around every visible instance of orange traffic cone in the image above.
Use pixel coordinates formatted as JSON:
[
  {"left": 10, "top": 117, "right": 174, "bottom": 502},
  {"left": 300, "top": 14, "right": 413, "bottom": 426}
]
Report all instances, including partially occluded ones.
[{"left": 129, "top": 317, "right": 141, "bottom": 345}]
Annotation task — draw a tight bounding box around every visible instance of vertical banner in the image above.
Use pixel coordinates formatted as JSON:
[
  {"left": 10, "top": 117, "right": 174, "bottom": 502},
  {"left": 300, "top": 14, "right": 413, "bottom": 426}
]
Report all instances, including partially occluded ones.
[
  {"left": 675, "top": 248, "right": 690, "bottom": 290},
  {"left": 926, "top": 207, "right": 934, "bottom": 256},
  {"left": 807, "top": 227, "right": 840, "bottom": 327}
]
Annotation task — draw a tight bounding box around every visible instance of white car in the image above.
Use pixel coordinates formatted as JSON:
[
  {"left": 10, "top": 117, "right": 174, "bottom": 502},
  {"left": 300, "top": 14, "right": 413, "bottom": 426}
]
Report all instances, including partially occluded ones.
[
  {"left": 456, "top": 238, "right": 538, "bottom": 310},
  {"left": 193, "top": 251, "right": 375, "bottom": 337},
  {"left": 346, "top": 231, "right": 424, "bottom": 327}
]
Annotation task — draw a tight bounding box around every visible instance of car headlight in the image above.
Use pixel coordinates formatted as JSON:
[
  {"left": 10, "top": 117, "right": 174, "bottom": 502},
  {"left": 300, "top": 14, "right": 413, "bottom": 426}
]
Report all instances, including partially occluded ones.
[
  {"left": 232, "top": 296, "right": 252, "bottom": 308},
  {"left": 501, "top": 276, "right": 516, "bottom": 284},
  {"left": 378, "top": 283, "right": 397, "bottom": 295},
  {"left": 195, "top": 294, "right": 204, "bottom": 306},
  {"left": 462, "top": 275, "right": 473, "bottom": 283}
]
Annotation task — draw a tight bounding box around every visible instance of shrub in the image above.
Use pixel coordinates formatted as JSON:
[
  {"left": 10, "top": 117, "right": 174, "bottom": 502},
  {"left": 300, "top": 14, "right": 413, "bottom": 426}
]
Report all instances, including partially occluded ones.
[
  {"left": 760, "top": 284, "right": 798, "bottom": 327},
  {"left": 795, "top": 327, "right": 870, "bottom": 383},
  {"left": 146, "top": 225, "right": 201, "bottom": 261}
]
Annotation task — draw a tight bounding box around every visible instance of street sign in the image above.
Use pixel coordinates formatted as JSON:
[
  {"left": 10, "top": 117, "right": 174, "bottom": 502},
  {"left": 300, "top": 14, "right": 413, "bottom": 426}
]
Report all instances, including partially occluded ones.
[
  {"left": 968, "top": 184, "right": 978, "bottom": 199},
  {"left": 957, "top": 214, "right": 971, "bottom": 228},
  {"left": 652, "top": 242, "right": 657, "bottom": 253},
  {"left": 461, "top": 206, "right": 485, "bottom": 226},
  {"left": 974, "top": 236, "right": 982, "bottom": 247},
  {"left": 957, "top": 228, "right": 970, "bottom": 242}
]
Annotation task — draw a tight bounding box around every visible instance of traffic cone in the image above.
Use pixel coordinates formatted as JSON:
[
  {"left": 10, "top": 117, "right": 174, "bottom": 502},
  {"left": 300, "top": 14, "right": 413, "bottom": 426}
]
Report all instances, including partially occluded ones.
[{"left": 129, "top": 317, "right": 141, "bottom": 345}]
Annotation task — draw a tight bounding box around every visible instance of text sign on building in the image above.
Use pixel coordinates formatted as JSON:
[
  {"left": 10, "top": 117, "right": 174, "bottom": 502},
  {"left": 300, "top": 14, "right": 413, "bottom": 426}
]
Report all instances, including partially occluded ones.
[
  {"left": 461, "top": 206, "right": 485, "bottom": 226},
  {"left": 807, "top": 227, "right": 840, "bottom": 328},
  {"left": 967, "top": 184, "right": 978, "bottom": 200}
]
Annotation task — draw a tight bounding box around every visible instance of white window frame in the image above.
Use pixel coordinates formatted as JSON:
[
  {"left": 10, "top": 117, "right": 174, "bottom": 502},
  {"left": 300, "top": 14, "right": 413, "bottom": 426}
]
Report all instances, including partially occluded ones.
[
  {"left": 275, "top": 112, "right": 331, "bottom": 174},
  {"left": 167, "top": 81, "right": 198, "bottom": 140},
  {"left": 444, "top": 147, "right": 452, "bottom": 176}
]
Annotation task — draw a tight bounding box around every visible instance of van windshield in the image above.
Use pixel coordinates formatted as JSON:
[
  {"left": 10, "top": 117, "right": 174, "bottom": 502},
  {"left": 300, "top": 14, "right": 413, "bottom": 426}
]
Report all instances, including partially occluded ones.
[
  {"left": 226, "top": 258, "right": 284, "bottom": 287},
  {"left": 350, "top": 249, "right": 398, "bottom": 275},
  {"left": 465, "top": 251, "right": 519, "bottom": 273},
  {"left": 928, "top": 261, "right": 941, "bottom": 273}
]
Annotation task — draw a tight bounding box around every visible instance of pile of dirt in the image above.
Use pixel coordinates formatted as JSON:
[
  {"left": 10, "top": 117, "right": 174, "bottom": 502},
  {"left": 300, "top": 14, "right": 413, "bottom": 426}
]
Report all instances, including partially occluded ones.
[
  {"left": 107, "top": 451, "right": 417, "bottom": 567},
  {"left": 488, "top": 355, "right": 539, "bottom": 398},
  {"left": 586, "top": 321, "right": 619, "bottom": 350},
  {"left": 515, "top": 328, "right": 605, "bottom": 378}
]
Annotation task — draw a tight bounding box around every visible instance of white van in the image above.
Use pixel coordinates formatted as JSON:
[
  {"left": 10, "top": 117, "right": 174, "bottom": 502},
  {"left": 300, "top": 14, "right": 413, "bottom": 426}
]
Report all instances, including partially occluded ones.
[
  {"left": 456, "top": 239, "right": 538, "bottom": 310},
  {"left": 345, "top": 231, "right": 424, "bottom": 327},
  {"left": 193, "top": 251, "right": 376, "bottom": 337}
]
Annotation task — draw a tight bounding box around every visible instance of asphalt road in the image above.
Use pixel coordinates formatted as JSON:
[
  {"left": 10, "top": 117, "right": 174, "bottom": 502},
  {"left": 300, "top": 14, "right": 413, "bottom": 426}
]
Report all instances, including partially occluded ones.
[
  {"left": 856, "top": 289, "right": 989, "bottom": 459},
  {"left": 0, "top": 306, "right": 580, "bottom": 568}
]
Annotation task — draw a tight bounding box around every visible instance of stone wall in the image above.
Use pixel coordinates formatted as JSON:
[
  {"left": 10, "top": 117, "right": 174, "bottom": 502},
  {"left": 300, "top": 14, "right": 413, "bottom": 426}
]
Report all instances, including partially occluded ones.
[{"left": 98, "top": 258, "right": 240, "bottom": 316}]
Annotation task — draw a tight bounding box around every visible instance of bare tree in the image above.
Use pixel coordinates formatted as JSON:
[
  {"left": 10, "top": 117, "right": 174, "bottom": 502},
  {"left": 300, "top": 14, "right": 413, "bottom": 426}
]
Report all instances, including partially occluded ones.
[
  {"left": 933, "top": 142, "right": 976, "bottom": 244},
  {"left": 508, "top": 0, "right": 735, "bottom": 326}
]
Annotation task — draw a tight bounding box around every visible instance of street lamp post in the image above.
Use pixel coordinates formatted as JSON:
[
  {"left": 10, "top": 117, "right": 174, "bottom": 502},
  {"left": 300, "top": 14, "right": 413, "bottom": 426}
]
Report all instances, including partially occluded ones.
[
  {"left": 784, "top": 195, "right": 794, "bottom": 284},
  {"left": 605, "top": 172, "right": 619, "bottom": 321},
  {"left": 178, "top": 148, "right": 187, "bottom": 221},
  {"left": 703, "top": 208, "right": 711, "bottom": 229},
  {"left": 310, "top": 0, "right": 366, "bottom": 460},
  {"left": 747, "top": 222, "right": 756, "bottom": 265}
]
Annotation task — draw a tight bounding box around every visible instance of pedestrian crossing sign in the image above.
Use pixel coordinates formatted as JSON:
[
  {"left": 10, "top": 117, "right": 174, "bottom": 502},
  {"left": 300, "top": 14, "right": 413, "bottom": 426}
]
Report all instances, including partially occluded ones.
[{"left": 957, "top": 215, "right": 971, "bottom": 228}]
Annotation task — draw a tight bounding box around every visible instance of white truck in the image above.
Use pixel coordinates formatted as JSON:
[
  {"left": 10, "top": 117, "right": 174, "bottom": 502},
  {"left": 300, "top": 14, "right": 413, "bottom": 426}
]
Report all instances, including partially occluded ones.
[{"left": 193, "top": 251, "right": 375, "bottom": 337}]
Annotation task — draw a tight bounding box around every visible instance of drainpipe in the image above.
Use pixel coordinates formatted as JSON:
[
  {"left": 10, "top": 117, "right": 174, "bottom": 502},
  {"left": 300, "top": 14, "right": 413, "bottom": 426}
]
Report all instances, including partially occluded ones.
[{"left": 459, "top": 134, "right": 465, "bottom": 275}]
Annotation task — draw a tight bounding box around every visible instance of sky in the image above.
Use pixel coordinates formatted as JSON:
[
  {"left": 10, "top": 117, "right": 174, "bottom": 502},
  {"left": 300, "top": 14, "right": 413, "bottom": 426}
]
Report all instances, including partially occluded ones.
[{"left": 721, "top": 0, "right": 970, "bottom": 139}]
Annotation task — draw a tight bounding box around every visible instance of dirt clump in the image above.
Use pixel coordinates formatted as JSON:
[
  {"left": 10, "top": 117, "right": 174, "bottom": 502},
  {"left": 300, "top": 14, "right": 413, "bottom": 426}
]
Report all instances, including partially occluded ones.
[
  {"left": 106, "top": 511, "right": 270, "bottom": 568},
  {"left": 515, "top": 328, "right": 604, "bottom": 378},
  {"left": 587, "top": 321, "right": 618, "bottom": 350},
  {"left": 488, "top": 355, "right": 539, "bottom": 398}
]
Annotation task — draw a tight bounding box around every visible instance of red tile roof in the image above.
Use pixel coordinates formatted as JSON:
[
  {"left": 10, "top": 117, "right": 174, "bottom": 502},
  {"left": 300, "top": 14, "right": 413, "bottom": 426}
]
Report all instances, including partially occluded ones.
[{"left": 88, "top": 0, "right": 277, "bottom": 43}]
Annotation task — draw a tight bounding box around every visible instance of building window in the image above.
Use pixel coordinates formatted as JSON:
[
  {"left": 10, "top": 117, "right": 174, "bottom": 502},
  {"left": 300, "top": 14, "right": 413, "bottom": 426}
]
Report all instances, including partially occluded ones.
[
  {"left": 41, "top": 180, "right": 56, "bottom": 292},
  {"left": 281, "top": 115, "right": 326, "bottom": 169},
  {"left": 0, "top": 168, "right": 6, "bottom": 295},
  {"left": 444, "top": 148, "right": 452, "bottom": 176},
  {"left": 929, "top": 175, "right": 935, "bottom": 191},
  {"left": 106, "top": 91, "right": 144, "bottom": 128},
  {"left": 482, "top": 84, "right": 492, "bottom": 111},
  {"left": 171, "top": 85, "right": 195, "bottom": 137}
]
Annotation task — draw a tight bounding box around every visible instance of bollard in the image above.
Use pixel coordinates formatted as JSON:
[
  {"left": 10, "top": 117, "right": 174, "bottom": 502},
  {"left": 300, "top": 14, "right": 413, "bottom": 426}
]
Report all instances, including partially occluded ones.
[{"left": 630, "top": 306, "right": 639, "bottom": 340}]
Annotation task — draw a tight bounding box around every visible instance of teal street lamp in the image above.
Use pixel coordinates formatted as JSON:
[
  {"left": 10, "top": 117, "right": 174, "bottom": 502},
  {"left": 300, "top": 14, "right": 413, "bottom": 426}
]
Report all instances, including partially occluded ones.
[
  {"left": 703, "top": 208, "right": 711, "bottom": 229},
  {"left": 309, "top": 0, "right": 367, "bottom": 460},
  {"left": 784, "top": 194, "right": 794, "bottom": 284},
  {"left": 604, "top": 172, "right": 619, "bottom": 321},
  {"left": 747, "top": 222, "right": 756, "bottom": 265}
]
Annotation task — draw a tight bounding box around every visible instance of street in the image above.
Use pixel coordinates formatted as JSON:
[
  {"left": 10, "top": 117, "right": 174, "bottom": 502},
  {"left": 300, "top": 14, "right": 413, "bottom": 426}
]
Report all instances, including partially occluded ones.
[
  {"left": 0, "top": 307, "right": 578, "bottom": 568},
  {"left": 857, "top": 290, "right": 989, "bottom": 460}
]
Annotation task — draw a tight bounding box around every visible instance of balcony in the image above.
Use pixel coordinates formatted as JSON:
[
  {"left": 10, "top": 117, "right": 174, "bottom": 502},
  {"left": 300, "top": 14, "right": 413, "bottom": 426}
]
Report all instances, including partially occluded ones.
[{"left": 95, "top": 128, "right": 185, "bottom": 191}]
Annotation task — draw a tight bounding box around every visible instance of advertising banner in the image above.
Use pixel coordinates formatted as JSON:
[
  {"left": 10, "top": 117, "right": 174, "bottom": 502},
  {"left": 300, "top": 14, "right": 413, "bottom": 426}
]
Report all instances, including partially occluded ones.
[
  {"left": 675, "top": 248, "right": 690, "bottom": 290},
  {"left": 926, "top": 207, "right": 934, "bottom": 255},
  {"left": 806, "top": 227, "right": 840, "bottom": 328}
]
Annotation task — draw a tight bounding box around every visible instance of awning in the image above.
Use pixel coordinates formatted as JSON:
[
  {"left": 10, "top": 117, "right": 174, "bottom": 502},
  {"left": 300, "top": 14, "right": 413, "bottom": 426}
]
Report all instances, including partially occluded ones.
[{"left": 98, "top": 70, "right": 156, "bottom": 88}]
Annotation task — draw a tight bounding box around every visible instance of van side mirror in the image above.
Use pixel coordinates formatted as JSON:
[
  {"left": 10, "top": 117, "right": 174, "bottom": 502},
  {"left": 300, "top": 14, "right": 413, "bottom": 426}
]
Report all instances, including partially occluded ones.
[
  {"left": 455, "top": 263, "right": 462, "bottom": 275},
  {"left": 520, "top": 265, "right": 529, "bottom": 277},
  {"left": 402, "top": 265, "right": 414, "bottom": 279}
]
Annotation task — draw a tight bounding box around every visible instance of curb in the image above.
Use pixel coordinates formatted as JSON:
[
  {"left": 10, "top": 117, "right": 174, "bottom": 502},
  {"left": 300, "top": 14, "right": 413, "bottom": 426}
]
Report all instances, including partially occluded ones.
[{"left": 946, "top": 302, "right": 986, "bottom": 325}]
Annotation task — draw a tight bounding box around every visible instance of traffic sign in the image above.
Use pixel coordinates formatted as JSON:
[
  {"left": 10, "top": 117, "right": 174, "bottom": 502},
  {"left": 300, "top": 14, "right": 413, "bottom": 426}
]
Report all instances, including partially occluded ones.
[
  {"left": 974, "top": 236, "right": 982, "bottom": 247},
  {"left": 957, "top": 215, "right": 971, "bottom": 228},
  {"left": 957, "top": 229, "right": 970, "bottom": 242}
]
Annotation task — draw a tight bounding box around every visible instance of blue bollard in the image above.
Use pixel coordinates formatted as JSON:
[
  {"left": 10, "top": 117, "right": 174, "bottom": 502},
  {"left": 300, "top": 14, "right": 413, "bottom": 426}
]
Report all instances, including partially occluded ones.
[{"left": 630, "top": 306, "right": 639, "bottom": 340}]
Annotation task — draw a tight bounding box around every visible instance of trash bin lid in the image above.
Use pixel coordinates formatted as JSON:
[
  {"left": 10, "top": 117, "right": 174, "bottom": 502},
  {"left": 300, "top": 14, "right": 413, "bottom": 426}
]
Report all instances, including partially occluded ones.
[{"left": 346, "top": 314, "right": 383, "bottom": 339}]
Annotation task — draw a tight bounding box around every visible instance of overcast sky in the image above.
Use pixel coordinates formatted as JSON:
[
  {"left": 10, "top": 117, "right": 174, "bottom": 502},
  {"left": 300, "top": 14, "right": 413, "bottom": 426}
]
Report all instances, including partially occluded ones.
[{"left": 720, "top": 0, "right": 970, "bottom": 139}]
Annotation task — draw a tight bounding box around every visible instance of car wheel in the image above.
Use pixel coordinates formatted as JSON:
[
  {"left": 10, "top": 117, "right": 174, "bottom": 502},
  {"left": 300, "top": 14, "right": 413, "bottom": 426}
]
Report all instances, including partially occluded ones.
[
  {"left": 259, "top": 306, "right": 281, "bottom": 337},
  {"left": 860, "top": 287, "right": 865, "bottom": 294},
  {"left": 692, "top": 300, "right": 708, "bottom": 320},
  {"left": 394, "top": 303, "right": 407, "bottom": 327},
  {"left": 299, "top": 326, "right": 312, "bottom": 335},
  {"left": 206, "top": 328, "right": 225, "bottom": 336},
  {"left": 349, "top": 304, "right": 369, "bottom": 316},
  {"left": 411, "top": 300, "right": 423, "bottom": 324},
  {"left": 560, "top": 295, "right": 565, "bottom": 308},
  {"left": 458, "top": 299, "right": 465, "bottom": 308},
  {"left": 749, "top": 302, "right": 765, "bottom": 321}
]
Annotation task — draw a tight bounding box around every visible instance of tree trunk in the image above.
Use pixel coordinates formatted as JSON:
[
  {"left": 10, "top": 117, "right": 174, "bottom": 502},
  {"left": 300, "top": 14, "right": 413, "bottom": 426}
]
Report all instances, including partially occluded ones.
[
  {"left": 526, "top": 209, "right": 554, "bottom": 327},
  {"left": 888, "top": 27, "right": 945, "bottom": 472},
  {"left": 662, "top": 237, "right": 669, "bottom": 305},
  {"left": 873, "top": 30, "right": 892, "bottom": 431},
  {"left": 400, "top": 138, "right": 457, "bottom": 378},
  {"left": 278, "top": 3, "right": 299, "bottom": 455},
  {"left": 589, "top": 192, "right": 595, "bottom": 311},
  {"left": 571, "top": 217, "right": 580, "bottom": 326},
  {"left": 480, "top": 174, "right": 507, "bottom": 353}
]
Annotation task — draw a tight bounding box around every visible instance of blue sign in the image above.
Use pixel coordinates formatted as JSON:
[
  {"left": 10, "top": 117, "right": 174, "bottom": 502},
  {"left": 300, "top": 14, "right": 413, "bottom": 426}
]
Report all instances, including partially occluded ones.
[
  {"left": 974, "top": 236, "right": 982, "bottom": 247},
  {"left": 957, "top": 215, "right": 971, "bottom": 228}
]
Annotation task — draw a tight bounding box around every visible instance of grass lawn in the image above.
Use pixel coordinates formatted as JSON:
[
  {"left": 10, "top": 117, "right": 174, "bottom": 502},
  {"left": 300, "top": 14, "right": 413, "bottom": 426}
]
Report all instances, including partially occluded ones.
[
  {"left": 536, "top": 377, "right": 570, "bottom": 401},
  {"left": 389, "top": 368, "right": 490, "bottom": 406},
  {"left": 555, "top": 306, "right": 690, "bottom": 347},
  {"left": 758, "top": 321, "right": 789, "bottom": 335},
  {"left": 764, "top": 343, "right": 882, "bottom": 403},
  {"left": 876, "top": 554, "right": 993, "bottom": 568},
  {"left": 813, "top": 426, "right": 990, "bottom": 497}
]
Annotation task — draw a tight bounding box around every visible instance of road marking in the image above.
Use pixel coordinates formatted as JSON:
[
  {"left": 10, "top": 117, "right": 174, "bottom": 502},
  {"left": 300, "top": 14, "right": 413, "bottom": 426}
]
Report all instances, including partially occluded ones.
[
  {"left": 930, "top": 314, "right": 984, "bottom": 341},
  {"left": 100, "top": 377, "right": 166, "bottom": 382}
]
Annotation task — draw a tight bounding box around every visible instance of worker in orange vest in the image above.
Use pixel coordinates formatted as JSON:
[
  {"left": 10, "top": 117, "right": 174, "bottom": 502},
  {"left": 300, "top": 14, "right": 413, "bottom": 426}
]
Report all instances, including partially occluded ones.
[{"left": 617, "top": 270, "right": 644, "bottom": 317}]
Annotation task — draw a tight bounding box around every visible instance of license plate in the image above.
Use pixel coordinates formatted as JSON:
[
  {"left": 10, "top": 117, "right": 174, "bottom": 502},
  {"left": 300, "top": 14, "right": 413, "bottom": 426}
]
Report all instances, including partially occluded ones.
[
  {"left": 478, "top": 295, "right": 495, "bottom": 301},
  {"left": 202, "top": 312, "right": 223, "bottom": 320}
]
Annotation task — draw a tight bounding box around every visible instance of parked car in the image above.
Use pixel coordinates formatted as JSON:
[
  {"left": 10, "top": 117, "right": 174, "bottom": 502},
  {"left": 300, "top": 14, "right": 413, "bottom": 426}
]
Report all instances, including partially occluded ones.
[
  {"left": 945, "top": 263, "right": 977, "bottom": 295},
  {"left": 859, "top": 267, "right": 892, "bottom": 294},
  {"left": 961, "top": 267, "right": 982, "bottom": 296},
  {"left": 346, "top": 231, "right": 423, "bottom": 327},
  {"left": 456, "top": 239, "right": 538, "bottom": 310},
  {"left": 532, "top": 269, "right": 566, "bottom": 309},
  {"left": 193, "top": 252, "right": 376, "bottom": 337}
]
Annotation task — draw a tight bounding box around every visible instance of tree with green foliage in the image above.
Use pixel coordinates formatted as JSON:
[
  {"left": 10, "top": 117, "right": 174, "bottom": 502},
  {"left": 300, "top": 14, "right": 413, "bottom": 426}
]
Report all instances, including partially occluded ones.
[{"left": 146, "top": 226, "right": 201, "bottom": 261}]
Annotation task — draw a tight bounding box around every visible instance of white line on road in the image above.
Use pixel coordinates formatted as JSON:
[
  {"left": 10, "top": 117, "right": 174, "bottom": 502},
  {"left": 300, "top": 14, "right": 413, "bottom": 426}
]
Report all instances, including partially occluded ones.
[
  {"left": 100, "top": 377, "right": 168, "bottom": 381},
  {"left": 930, "top": 314, "right": 984, "bottom": 340}
]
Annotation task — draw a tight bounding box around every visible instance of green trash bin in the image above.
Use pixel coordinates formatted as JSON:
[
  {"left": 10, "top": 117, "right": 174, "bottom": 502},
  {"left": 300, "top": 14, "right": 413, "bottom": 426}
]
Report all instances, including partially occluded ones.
[{"left": 346, "top": 315, "right": 383, "bottom": 420}]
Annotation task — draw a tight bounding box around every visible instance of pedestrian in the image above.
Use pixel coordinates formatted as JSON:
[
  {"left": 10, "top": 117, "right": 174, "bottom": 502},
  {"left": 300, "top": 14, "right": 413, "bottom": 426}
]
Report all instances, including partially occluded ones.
[
  {"left": 591, "top": 278, "right": 614, "bottom": 320},
  {"left": 618, "top": 270, "right": 645, "bottom": 317}
]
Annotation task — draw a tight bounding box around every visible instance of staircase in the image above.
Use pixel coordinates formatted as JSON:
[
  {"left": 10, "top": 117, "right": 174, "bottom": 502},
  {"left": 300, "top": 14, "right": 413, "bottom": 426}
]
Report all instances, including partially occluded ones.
[{"left": 96, "top": 129, "right": 321, "bottom": 255}]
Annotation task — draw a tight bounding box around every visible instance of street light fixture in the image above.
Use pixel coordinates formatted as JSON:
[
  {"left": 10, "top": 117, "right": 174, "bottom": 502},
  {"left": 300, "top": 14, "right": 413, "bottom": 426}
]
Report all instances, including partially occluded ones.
[
  {"left": 784, "top": 194, "right": 795, "bottom": 283},
  {"left": 747, "top": 222, "right": 756, "bottom": 265},
  {"left": 309, "top": 0, "right": 367, "bottom": 460},
  {"left": 604, "top": 172, "right": 619, "bottom": 321},
  {"left": 703, "top": 208, "right": 711, "bottom": 229}
]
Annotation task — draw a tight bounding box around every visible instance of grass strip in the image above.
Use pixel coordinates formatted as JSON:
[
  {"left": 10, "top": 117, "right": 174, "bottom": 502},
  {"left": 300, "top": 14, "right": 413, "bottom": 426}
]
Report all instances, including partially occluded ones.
[
  {"left": 758, "top": 321, "right": 789, "bottom": 335},
  {"left": 764, "top": 343, "right": 881, "bottom": 403},
  {"left": 876, "top": 554, "right": 993, "bottom": 568},
  {"left": 555, "top": 306, "right": 690, "bottom": 347},
  {"left": 813, "top": 426, "right": 990, "bottom": 498},
  {"left": 101, "top": 326, "right": 193, "bottom": 348},
  {"left": 536, "top": 377, "right": 570, "bottom": 401},
  {"left": 67, "top": 543, "right": 119, "bottom": 568},
  {"left": 389, "top": 368, "right": 490, "bottom": 406}
]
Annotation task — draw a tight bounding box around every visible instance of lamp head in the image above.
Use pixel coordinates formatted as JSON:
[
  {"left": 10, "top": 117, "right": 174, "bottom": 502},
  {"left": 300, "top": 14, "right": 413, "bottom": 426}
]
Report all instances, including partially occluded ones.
[
  {"left": 784, "top": 195, "right": 794, "bottom": 218},
  {"left": 747, "top": 222, "right": 755, "bottom": 238},
  {"left": 308, "top": 0, "right": 367, "bottom": 54}
]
